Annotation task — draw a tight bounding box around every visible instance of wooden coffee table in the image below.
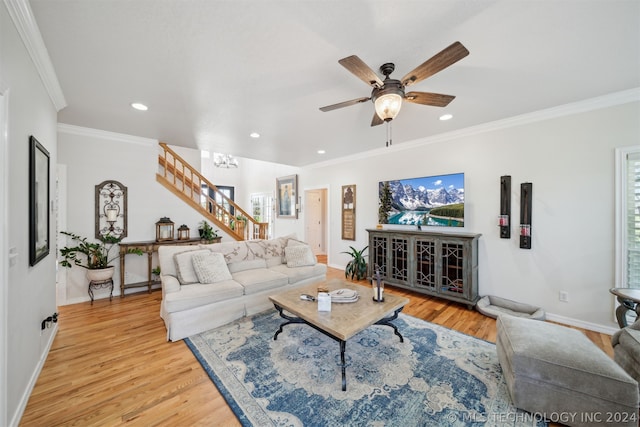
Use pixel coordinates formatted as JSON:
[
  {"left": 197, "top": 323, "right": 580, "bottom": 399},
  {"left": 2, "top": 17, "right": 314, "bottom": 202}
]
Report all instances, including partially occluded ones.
[{"left": 268, "top": 278, "right": 409, "bottom": 391}]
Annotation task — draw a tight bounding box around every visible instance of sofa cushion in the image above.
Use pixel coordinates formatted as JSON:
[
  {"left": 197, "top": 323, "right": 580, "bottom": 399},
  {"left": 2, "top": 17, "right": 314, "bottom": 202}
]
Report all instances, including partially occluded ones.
[
  {"left": 270, "top": 262, "right": 327, "bottom": 284},
  {"left": 284, "top": 244, "right": 316, "bottom": 267},
  {"left": 232, "top": 269, "right": 288, "bottom": 295},
  {"left": 174, "top": 249, "right": 210, "bottom": 284},
  {"left": 192, "top": 252, "right": 232, "bottom": 284},
  {"left": 162, "top": 279, "right": 244, "bottom": 313},
  {"left": 265, "top": 256, "right": 283, "bottom": 268},
  {"left": 228, "top": 258, "right": 267, "bottom": 273}
]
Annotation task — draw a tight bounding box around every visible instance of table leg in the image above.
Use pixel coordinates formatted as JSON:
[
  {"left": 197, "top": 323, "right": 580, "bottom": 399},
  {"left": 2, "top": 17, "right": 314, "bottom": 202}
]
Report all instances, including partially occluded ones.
[
  {"left": 374, "top": 307, "right": 405, "bottom": 342},
  {"left": 339, "top": 340, "right": 346, "bottom": 391},
  {"left": 272, "top": 304, "right": 305, "bottom": 340}
]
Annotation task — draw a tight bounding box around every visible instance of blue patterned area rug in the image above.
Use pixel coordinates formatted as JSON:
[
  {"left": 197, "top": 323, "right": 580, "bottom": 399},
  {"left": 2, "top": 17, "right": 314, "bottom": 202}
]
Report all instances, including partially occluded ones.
[{"left": 185, "top": 310, "right": 546, "bottom": 427}]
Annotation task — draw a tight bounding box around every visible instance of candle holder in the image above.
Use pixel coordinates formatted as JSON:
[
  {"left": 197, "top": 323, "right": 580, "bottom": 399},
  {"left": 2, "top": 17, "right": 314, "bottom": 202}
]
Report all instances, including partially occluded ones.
[
  {"left": 177, "top": 224, "right": 190, "bottom": 240},
  {"left": 499, "top": 175, "right": 511, "bottom": 239},
  {"left": 156, "top": 217, "right": 175, "bottom": 242},
  {"left": 520, "top": 182, "right": 532, "bottom": 249},
  {"left": 372, "top": 270, "right": 385, "bottom": 302}
]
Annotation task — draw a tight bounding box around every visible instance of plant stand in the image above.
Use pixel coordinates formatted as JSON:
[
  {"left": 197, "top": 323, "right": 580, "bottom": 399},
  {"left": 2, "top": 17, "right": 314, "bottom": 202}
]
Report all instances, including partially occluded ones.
[{"left": 88, "top": 278, "right": 114, "bottom": 304}]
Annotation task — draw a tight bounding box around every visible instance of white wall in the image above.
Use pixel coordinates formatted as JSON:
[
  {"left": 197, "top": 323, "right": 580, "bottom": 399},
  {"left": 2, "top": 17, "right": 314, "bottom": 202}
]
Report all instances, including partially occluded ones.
[
  {"left": 300, "top": 98, "right": 640, "bottom": 333},
  {"left": 57, "top": 127, "right": 224, "bottom": 302},
  {"left": 1, "top": 3, "right": 58, "bottom": 425}
]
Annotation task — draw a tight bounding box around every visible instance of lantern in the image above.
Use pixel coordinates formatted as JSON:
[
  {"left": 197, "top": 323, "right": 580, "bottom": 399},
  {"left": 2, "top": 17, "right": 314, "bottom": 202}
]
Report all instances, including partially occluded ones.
[
  {"left": 156, "top": 217, "right": 174, "bottom": 242},
  {"left": 177, "top": 224, "right": 190, "bottom": 240},
  {"left": 372, "top": 269, "right": 385, "bottom": 302}
]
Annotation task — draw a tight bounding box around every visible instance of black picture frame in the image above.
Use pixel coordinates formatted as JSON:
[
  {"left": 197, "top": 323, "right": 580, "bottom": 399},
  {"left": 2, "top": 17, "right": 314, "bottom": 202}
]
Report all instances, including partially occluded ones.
[{"left": 29, "top": 135, "right": 50, "bottom": 266}]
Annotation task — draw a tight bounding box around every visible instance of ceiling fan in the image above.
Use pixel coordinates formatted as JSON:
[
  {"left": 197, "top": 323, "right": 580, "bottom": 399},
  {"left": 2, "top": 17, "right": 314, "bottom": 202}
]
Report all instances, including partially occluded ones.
[{"left": 319, "top": 42, "right": 469, "bottom": 127}]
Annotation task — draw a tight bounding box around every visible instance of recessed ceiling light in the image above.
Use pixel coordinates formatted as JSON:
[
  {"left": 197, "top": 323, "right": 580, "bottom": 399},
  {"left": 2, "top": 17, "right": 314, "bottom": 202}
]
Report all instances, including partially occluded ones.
[
  {"left": 317, "top": 150, "right": 326, "bottom": 154},
  {"left": 250, "top": 132, "right": 260, "bottom": 138},
  {"left": 131, "top": 102, "right": 148, "bottom": 111},
  {"left": 439, "top": 114, "right": 453, "bottom": 121}
]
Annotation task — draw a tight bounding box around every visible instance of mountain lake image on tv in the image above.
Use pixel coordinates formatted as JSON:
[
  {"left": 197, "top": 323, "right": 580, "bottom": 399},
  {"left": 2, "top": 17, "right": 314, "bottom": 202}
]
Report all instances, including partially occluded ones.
[{"left": 379, "top": 173, "right": 464, "bottom": 227}]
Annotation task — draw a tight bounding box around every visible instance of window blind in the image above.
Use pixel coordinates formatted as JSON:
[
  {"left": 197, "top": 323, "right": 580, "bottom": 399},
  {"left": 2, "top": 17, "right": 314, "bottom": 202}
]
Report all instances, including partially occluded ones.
[{"left": 626, "top": 151, "right": 640, "bottom": 289}]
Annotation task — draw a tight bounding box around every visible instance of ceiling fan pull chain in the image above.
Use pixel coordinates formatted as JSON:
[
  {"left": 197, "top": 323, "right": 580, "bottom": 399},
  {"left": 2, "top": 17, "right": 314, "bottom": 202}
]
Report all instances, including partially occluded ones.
[{"left": 386, "top": 121, "right": 392, "bottom": 147}]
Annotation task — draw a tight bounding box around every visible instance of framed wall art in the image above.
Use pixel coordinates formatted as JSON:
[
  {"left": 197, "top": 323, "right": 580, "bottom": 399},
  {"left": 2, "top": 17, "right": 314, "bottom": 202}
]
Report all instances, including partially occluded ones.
[
  {"left": 276, "top": 174, "right": 298, "bottom": 219},
  {"left": 95, "top": 180, "right": 128, "bottom": 239},
  {"left": 341, "top": 184, "right": 356, "bottom": 240},
  {"left": 29, "top": 135, "right": 50, "bottom": 266}
]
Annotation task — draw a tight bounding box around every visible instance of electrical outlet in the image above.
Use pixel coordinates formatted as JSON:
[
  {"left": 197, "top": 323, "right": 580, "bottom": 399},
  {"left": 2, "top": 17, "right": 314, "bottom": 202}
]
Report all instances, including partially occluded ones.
[{"left": 559, "top": 291, "right": 569, "bottom": 302}]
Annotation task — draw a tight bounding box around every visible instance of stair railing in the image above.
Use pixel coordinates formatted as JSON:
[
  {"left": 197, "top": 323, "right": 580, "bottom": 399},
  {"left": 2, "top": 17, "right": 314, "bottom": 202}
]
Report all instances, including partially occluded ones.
[{"left": 156, "top": 142, "right": 268, "bottom": 241}]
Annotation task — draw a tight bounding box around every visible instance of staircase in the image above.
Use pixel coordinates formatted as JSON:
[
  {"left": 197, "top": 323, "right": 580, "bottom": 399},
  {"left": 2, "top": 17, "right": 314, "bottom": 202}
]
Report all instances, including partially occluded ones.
[{"left": 156, "top": 142, "right": 268, "bottom": 241}]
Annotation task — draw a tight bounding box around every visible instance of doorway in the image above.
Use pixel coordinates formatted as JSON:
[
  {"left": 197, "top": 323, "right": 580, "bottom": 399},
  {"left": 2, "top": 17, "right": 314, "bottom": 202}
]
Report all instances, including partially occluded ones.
[{"left": 304, "top": 188, "right": 327, "bottom": 255}]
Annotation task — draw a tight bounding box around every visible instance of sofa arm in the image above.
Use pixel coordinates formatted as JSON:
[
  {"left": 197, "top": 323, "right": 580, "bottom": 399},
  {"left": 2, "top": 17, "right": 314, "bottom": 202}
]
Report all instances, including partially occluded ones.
[
  {"left": 161, "top": 275, "right": 181, "bottom": 295},
  {"left": 627, "top": 318, "right": 640, "bottom": 331},
  {"left": 612, "top": 318, "right": 640, "bottom": 347}
]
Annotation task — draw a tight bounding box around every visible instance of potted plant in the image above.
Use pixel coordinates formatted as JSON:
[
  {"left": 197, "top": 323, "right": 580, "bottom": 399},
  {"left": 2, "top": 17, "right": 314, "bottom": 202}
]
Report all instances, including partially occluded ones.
[
  {"left": 198, "top": 220, "right": 218, "bottom": 242},
  {"left": 60, "top": 231, "right": 142, "bottom": 281},
  {"left": 342, "top": 245, "right": 368, "bottom": 281},
  {"left": 151, "top": 266, "right": 161, "bottom": 282}
]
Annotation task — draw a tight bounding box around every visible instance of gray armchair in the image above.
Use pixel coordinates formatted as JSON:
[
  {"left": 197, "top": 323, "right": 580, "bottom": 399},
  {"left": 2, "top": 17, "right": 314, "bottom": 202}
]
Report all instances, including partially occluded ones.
[{"left": 612, "top": 318, "right": 640, "bottom": 388}]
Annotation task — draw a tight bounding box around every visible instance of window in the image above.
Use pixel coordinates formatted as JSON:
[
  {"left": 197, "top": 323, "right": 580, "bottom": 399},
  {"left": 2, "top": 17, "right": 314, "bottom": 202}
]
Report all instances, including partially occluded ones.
[
  {"left": 616, "top": 146, "right": 640, "bottom": 289},
  {"left": 250, "top": 192, "right": 274, "bottom": 239}
]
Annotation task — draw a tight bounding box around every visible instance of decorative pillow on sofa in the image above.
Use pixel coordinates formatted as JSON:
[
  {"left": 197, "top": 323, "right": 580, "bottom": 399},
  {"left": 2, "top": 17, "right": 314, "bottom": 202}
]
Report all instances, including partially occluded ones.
[
  {"left": 191, "top": 252, "right": 232, "bottom": 284},
  {"left": 174, "top": 249, "right": 210, "bottom": 284},
  {"left": 284, "top": 244, "right": 317, "bottom": 268}
]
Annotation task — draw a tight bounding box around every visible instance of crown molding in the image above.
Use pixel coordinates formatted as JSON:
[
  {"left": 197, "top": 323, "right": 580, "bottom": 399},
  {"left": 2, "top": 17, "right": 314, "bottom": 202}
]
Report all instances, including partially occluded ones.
[
  {"left": 58, "top": 123, "right": 158, "bottom": 147},
  {"left": 306, "top": 87, "right": 640, "bottom": 170},
  {"left": 4, "top": 0, "right": 66, "bottom": 111}
]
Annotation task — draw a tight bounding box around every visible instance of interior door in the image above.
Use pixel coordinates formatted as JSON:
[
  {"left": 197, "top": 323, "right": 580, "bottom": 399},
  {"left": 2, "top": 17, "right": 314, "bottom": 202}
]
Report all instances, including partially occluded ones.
[{"left": 305, "top": 189, "right": 326, "bottom": 255}]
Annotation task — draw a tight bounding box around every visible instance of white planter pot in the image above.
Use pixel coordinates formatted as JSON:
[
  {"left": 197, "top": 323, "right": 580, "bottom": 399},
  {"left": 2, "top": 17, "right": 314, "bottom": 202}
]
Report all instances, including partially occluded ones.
[{"left": 86, "top": 266, "right": 115, "bottom": 282}]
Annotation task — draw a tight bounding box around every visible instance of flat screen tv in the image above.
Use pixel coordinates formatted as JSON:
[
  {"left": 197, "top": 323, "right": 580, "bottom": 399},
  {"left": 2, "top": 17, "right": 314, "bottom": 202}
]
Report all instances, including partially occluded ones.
[{"left": 379, "top": 172, "right": 464, "bottom": 227}]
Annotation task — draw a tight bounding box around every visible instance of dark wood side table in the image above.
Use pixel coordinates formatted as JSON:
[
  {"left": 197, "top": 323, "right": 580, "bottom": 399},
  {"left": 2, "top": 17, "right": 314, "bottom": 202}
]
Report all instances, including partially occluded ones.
[
  {"left": 119, "top": 237, "right": 221, "bottom": 297},
  {"left": 609, "top": 288, "right": 640, "bottom": 327}
]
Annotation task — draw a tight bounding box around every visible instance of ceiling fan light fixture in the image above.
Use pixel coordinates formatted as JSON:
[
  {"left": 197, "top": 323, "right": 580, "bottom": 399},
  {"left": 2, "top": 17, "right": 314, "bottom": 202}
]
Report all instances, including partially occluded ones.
[{"left": 374, "top": 92, "right": 403, "bottom": 121}]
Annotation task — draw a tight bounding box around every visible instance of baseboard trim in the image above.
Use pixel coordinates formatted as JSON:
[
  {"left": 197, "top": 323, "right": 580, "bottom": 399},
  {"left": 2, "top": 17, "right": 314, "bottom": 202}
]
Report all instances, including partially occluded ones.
[
  {"left": 10, "top": 323, "right": 58, "bottom": 427},
  {"left": 543, "top": 312, "right": 618, "bottom": 336}
]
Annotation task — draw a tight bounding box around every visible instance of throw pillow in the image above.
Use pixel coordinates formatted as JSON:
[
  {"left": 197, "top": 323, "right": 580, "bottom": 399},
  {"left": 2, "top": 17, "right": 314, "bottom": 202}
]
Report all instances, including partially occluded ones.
[
  {"left": 285, "top": 244, "right": 317, "bottom": 268},
  {"left": 191, "top": 252, "right": 232, "bottom": 284},
  {"left": 174, "top": 249, "right": 210, "bottom": 284}
]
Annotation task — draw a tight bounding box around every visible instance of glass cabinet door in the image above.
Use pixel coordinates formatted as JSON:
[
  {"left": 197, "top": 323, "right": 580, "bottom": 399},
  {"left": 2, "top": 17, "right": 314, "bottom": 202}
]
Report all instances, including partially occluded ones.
[
  {"left": 415, "top": 238, "right": 436, "bottom": 291},
  {"left": 440, "top": 241, "right": 466, "bottom": 297},
  {"left": 370, "top": 234, "right": 388, "bottom": 279},
  {"left": 390, "top": 236, "right": 409, "bottom": 284}
]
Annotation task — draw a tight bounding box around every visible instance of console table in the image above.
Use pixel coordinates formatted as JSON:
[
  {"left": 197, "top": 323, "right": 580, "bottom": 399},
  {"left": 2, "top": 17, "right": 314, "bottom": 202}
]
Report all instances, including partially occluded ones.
[
  {"left": 368, "top": 229, "right": 480, "bottom": 308},
  {"left": 119, "top": 237, "right": 221, "bottom": 297}
]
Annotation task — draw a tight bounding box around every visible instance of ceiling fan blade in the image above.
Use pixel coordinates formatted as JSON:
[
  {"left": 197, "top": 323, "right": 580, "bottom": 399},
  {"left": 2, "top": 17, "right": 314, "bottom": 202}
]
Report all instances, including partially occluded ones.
[
  {"left": 338, "top": 55, "right": 384, "bottom": 88},
  {"left": 405, "top": 92, "right": 455, "bottom": 107},
  {"left": 401, "top": 41, "right": 469, "bottom": 87},
  {"left": 371, "top": 112, "right": 384, "bottom": 127},
  {"left": 319, "top": 97, "right": 370, "bottom": 112}
]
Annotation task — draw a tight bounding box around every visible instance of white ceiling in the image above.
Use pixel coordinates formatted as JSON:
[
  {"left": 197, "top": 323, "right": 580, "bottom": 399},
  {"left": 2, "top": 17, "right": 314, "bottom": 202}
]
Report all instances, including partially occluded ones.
[{"left": 30, "top": 0, "right": 640, "bottom": 166}]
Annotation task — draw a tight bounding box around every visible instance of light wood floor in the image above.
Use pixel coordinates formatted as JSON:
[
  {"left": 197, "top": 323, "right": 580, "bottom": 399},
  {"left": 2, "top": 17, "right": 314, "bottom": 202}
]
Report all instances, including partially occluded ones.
[{"left": 20, "top": 263, "right": 613, "bottom": 426}]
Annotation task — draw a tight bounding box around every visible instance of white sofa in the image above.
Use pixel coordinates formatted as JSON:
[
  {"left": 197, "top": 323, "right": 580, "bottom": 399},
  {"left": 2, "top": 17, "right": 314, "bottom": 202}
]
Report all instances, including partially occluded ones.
[{"left": 158, "top": 234, "right": 326, "bottom": 341}]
